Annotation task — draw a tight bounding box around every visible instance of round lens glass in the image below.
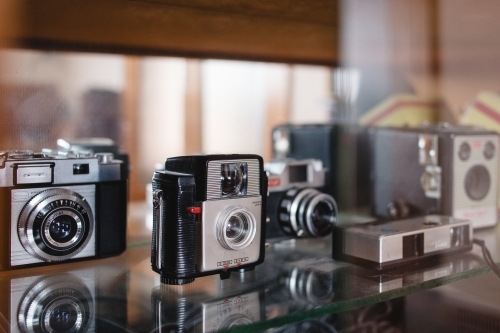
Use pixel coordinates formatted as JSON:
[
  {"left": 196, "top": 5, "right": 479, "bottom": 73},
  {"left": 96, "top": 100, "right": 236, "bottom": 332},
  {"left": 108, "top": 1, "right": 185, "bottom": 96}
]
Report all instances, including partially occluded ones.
[
  {"left": 226, "top": 216, "right": 245, "bottom": 239},
  {"left": 310, "top": 200, "right": 335, "bottom": 233},
  {"left": 484, "top": 141, "right": 496, "bottom": 159},
  {"left": 49, "top": 216, "right": 74, "bottom": 241},
  {"left": 221, "top": 164, "right": 243, "bottom": 195},
  {"left": 465, "top": 165, "right": 491, "bottom": 200},
  {"left": 459, "top": 142, "right": 471, "bottom": 161},
  {"left": 48, "top": 304, "right": 78, "bottom": 332}
]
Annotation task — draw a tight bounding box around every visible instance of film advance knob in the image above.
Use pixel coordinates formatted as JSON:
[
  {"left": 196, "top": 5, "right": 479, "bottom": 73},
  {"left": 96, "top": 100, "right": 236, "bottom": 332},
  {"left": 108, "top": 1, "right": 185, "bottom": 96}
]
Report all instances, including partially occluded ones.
[{"left": 95, "top": 153, "right": 114, "bottom": 164}]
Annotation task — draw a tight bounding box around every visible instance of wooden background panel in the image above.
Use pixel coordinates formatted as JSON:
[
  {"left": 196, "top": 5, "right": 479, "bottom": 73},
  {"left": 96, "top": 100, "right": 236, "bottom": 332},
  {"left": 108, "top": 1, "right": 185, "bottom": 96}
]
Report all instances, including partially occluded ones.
[{"left": 7, "top": 0, "right": 338, "bottom": 65}]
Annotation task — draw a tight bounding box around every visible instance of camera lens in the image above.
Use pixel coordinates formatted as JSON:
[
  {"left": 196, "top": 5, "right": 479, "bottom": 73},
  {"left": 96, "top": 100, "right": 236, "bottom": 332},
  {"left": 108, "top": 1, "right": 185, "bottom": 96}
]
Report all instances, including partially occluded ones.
[
  {"left": 221, "top": 163, "right": 247, "bottom": 196},
  {"left": 464, "top": 165, "right": 490, "bottom": 201},
  {"left": 484, "top": 141, "right": 496, "bottom": 159},
  {"left": 279, "top": 188, "right": 338, "bottom": 238},
  {"left": 217, "top": 206, "right": 256, "bottom": 250},
  {"left": 17, "top": 275, "right": 93, "bottom": 333},
  {"left": 226, "top": 215, "right": 247, "bottom": 242},
  {"left": 18, "top": 188, "right": 94, "bottom": 262},
  {"left": 459, "top": 142, "right": 471, "bottom": 160}
]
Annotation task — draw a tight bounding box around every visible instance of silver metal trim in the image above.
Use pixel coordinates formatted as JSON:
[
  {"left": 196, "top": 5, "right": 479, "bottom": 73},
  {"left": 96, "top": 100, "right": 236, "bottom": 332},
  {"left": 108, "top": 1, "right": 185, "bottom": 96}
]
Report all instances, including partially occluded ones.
[
  {"left": 216, "top": 205, "right": 257, "bottom": 250},
  {"left": 304, "top": 193, "right": 338, "bottom": 237},
  {"left": 206, "top": 159, "right": 260, "bottom": 200},
  {"left": 153, "top": 189, "right": 164, "bottom": 269}
]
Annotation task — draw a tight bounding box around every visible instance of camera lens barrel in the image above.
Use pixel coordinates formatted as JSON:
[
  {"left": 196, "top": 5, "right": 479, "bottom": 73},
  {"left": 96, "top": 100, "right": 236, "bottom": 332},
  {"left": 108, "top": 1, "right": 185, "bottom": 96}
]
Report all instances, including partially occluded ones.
[
  {"left": 17, "top": 188, "right": 94, "bottom": 262},
  {"left": 278, "top": 188, "right": 338, "bottom": 238}
]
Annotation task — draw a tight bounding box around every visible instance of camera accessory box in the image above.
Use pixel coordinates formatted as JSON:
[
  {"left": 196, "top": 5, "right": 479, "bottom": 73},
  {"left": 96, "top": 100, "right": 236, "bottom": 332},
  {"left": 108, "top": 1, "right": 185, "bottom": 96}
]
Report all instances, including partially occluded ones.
[
  {"left": 0, "top": 150, "right": 127, "bottom": 270},
  {"left": 151, "top": 154, "right": 267, "bottom": 285}
]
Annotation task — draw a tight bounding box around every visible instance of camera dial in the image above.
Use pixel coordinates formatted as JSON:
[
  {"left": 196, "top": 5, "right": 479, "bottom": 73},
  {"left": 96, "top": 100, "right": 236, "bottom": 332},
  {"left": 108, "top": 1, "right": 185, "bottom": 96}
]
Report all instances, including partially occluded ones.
[{"left": 18, "top": 188, "right": 94, "bottom": 262}]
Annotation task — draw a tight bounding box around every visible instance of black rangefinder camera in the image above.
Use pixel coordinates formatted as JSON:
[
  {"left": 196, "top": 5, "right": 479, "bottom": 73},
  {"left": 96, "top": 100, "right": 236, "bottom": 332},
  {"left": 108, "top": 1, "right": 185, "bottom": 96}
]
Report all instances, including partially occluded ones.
[
  {"left": 266, "top": 159, "right": 338, "bottom": 240},
  {"left": 272, "top": 124, "right": 372, "bottom": 210},
  {"left": 371, "top": 124, "right": 498, "bottom": 228},
  {"left": 151, "top": 154, "right": 267, "bottom": 285},
  {"left": 0, "top": 149, "right": 127, "bottom": 270}
]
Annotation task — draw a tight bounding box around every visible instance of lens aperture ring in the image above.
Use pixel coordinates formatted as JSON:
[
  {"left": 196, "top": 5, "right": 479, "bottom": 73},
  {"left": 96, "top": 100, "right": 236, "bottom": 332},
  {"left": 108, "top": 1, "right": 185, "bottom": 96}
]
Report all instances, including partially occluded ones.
[
  {"left": 217, "top": 205, "right": 257, "bottom": 250},
  {"left": 18, "top": 188, "right": 94, "bottom": 262},
  {"left": 278, "top": 188, "right": 338, "bottom": 238}
]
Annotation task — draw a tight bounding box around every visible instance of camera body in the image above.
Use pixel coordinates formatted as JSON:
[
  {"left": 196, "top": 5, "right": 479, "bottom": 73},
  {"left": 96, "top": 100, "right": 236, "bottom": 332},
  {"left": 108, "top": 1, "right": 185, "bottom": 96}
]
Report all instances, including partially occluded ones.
[
  {"left": 151, "top": 154, "right": 267, "bottom": 285},
  {"left": 332, "top": 215, "right": 473, "bottom": 270},
  {"left": 265, "top": 159, "right": 338, "bottom": 240},
  {"left": 371, "top": 125, "right": 499, "bottom": 228},
  {"left": 272, "top": 124, "right": 372, "bottom": 210},
  {"left": 0, "top": 150, "right": 127, "bottom": 270}
]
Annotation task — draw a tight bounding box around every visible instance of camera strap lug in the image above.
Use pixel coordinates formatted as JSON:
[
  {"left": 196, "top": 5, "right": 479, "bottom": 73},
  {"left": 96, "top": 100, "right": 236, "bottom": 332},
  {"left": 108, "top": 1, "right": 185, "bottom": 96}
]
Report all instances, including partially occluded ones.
[{"left": 153, "top": 189, "right": 163, "bottom": 269}]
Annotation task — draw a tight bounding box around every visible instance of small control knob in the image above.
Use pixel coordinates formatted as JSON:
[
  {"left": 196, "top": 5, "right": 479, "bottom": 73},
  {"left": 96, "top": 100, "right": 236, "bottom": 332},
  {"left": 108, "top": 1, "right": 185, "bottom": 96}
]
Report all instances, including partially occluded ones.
[{"left": 96, "top": 153, "right": 114, "bottom": 164}]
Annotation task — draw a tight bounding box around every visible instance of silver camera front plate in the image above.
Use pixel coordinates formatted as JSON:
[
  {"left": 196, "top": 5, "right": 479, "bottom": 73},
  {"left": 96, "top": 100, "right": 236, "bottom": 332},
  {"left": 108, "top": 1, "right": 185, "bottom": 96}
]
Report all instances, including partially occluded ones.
[
  {"left": 198, "top": 196, "right": 262, "bottom": 272},
  {"left": 452, "top": 135, "right": 498, "bottom": 228},
  {"left": 11, "top": 185, "right": 96, "bottom": 266}
]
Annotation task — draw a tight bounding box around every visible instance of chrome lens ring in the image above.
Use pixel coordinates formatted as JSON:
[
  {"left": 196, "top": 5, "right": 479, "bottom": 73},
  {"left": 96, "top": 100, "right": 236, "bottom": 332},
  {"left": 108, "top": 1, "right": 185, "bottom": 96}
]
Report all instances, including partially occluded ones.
[
  {"left": 217, "top": 205, "right": 257, "bottom": 251},
  {"left": 18, "top": 188, "right": 94, "bottom": 262},
  {"left": 304, "top": 193, "right": 338, "bottom": 237},
  {"left": 17, "top": 275, "right": 93, "bottom": 333},
  {"left": 288, "top": 188, "right": 318, "bottom": 237}
]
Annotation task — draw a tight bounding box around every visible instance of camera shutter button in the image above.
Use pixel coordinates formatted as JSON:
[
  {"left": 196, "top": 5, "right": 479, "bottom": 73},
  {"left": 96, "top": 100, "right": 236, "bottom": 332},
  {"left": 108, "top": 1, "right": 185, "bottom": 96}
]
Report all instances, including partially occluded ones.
[{"left": 96, "top": 153, "right": 114, "bottom": 164}]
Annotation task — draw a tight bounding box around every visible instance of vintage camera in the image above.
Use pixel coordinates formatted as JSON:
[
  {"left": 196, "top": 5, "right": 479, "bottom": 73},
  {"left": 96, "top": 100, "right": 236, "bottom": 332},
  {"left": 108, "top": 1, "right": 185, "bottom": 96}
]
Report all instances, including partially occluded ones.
[
  {"left": 371, "top": 125, "right": 499, "bottom": 228},
  {"left": 332, "top": 215, "right": 473, "bottom": 270},
  {"left": 0, "top": 149, "right": 127, "bottom": 270},
  {"left": 151, "top": 154, "right": 267, "bottom": 285},
  {"left": 272, "top": 124, "right": 372, "bottom": 210},
  {"left": 265, "top": 159, "right": 338, "bottom": 240}
]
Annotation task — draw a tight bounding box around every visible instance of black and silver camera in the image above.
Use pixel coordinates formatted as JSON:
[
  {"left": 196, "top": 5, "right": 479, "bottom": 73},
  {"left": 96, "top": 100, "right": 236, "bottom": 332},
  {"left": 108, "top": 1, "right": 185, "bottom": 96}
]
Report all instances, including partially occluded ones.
[
  {"left": 0, "top": 149, "right": 127, "bottom": 270},
  {"left": 266, "top": 159, "right": 338, "bottom": 240},
  {"left": 371, "top": 125, "right": 499, "bottom": 228},
  {"left": 272, "top": 124, "right": 372, "bottom": 210},
  {"left": 151, "top": 154, "right": 267, "bottom": 285},
  {"left": 332, "top": 215, "right": 473, "bottom": 270}
]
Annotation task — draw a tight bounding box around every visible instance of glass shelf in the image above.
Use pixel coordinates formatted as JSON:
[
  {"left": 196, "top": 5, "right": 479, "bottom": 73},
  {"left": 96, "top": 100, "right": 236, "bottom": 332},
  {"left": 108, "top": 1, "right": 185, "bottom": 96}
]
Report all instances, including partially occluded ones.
[{"left": 1, "top": 203, "right": 499, "bottom": 332}]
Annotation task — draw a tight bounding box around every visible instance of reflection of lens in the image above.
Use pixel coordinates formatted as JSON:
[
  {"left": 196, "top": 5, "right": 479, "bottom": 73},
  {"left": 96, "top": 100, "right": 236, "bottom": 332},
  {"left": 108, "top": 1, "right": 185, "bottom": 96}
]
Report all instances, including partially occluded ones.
[
  {"left": 220, "top": 163, "right": 247, "bottom": 196},
  {"left": 49, "top": 302, "right": 79, "bottom": 331},
  {"left": 17, "top": 275, "right": 93, "bottom": 333},
  {"left": 288, "top": 268, "right": 335, "bottom": 305},
  {"left": 218, "top": 314, "right": 253, "bottom": 329},
  {"left": 464, "top": 165, "right": 490, "bottom": 201},
  {"left": 217, "top": 206, "right": 256, "bottom": 250},
  {"left": 459, "top": 142, "right": 471, "bottom": 161},
  {"left": 278, "top": 188, "right": 338, "bottom": 238},
  {"left": 17, "top": 188, "right": 94, "bottom": 262}
]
